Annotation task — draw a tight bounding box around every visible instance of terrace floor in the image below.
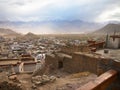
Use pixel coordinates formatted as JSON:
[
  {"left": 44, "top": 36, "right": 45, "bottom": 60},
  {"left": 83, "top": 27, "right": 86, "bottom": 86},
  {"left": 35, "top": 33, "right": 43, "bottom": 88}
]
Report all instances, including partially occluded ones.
[{"left": 96, "top": 49, "right": 120, "bottom": 61}]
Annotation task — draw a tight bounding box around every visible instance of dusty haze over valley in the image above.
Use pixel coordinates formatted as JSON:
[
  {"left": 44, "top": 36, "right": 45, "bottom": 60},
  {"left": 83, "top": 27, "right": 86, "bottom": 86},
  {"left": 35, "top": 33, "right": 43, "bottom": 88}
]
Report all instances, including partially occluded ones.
[
  {"left": 0, "top": 0, "right": 120, "bottom": 90},
  {"left": 0, "top": 0, "right": 120, "bottom": 34}
]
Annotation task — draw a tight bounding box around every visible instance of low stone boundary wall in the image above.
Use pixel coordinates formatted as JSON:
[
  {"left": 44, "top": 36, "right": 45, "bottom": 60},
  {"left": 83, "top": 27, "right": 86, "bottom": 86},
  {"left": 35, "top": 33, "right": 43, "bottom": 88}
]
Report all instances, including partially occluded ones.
[{"left": 76, "top": 69, "right": 118, "bottom": 90}]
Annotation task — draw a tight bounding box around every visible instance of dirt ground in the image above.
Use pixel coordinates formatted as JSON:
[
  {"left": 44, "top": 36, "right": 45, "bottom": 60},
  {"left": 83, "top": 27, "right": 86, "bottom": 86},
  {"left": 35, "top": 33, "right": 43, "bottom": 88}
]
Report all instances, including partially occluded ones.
[
  {"left": 38, "top": 73, "right": 96, "bottom": 90},
  {"left": 0, "top": 71, "right": 97, "bottom": 90},
  {"left": 18, "top": 71, "right": 97, "bottom": 90}
]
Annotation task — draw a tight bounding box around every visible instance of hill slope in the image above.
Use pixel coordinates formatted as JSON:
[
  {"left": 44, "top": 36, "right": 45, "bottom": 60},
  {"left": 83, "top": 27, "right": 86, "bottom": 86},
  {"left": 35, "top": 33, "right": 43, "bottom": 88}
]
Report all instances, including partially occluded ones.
[
  {"left": 93, "top": 23, "right": 120, "bottom": 35},
  {"left": 24, "top": 32, "right": 38, "bottom": 39},
  {"left": 0, "top": 28, "right": 18, "bottom": 35}
]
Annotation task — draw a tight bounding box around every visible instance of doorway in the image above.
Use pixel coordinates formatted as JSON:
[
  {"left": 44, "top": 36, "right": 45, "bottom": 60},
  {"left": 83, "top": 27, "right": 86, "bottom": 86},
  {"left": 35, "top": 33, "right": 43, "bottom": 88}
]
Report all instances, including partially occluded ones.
[{"left": 58, "top": 61, "right": 63, "bottom": 69}]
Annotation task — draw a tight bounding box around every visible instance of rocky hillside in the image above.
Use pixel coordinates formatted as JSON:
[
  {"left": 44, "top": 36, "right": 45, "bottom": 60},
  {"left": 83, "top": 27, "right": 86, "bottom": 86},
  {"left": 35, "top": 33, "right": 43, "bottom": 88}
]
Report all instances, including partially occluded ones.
[
  {"left": 93, "top": 23, "right": 120, "bottom": 35},
  {"left": 24, "top": 32, "right": 38, "bottom": 39},
  {"left": 0, "top": 28, "right": 18, "bottom": 35}
]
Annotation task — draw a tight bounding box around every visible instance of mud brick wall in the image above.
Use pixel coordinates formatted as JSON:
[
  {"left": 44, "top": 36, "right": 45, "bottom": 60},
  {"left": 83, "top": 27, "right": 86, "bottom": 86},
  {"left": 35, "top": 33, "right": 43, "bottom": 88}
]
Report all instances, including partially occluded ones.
[
  {"left": 62, "top": 57, "right": 73, "bottom": 73},
  {"left": 45, "top": 54, "right": 58, "bottom": 71},
  {"left": 45, "top": 52, "right": 120, "bottom": 90},
  {"left": 71, "top": 52, "right": 100, "bottom": 74},
  {"left": 45, "top": 52, "right": 107, "bottom": 75}
]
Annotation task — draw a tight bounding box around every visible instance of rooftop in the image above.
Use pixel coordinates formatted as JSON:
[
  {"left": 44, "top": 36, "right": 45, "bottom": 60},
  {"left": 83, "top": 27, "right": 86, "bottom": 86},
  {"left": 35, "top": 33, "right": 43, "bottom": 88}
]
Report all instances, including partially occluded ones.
[
  {"left": 110, "top": 35, "right": 120, "bottom": 38},
  {"left": 0, "top": 60, "right": 18, "bottom": 66},
  {"left": 96, "top": 49, "right": 120, "bottom": 61}
]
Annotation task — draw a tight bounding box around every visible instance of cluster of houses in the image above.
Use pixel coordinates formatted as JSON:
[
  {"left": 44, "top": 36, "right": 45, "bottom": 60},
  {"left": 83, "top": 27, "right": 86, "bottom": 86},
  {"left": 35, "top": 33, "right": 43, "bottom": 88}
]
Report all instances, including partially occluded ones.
[
  {"left": 0, "top": 36, "right": 70, "bottom": 74},
  {"left": 0, "top": 33, "right": 119, "bottom": 76}
]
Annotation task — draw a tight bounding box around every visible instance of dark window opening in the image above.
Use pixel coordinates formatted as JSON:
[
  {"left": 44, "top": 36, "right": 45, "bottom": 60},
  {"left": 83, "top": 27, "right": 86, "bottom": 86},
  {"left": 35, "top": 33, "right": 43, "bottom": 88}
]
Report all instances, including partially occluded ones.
[{"left": 58, "top": 61, "right": 63, "bottom": 69}]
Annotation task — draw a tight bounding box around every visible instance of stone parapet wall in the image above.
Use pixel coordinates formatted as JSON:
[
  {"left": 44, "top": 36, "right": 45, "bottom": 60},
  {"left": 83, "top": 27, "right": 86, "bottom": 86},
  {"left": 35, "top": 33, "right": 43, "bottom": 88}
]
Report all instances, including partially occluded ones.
[
  {"left": 71, "top": 52, "right": 100, "bottom": 74},
  {"left": 107, "top": 60, "right": 120, "bottom": 90},
  {"left": 60, "top": 45, "right": 90, "bottom": 55},
  {"left": 76, "top": 70, "right": 118, "bottom": 90}
]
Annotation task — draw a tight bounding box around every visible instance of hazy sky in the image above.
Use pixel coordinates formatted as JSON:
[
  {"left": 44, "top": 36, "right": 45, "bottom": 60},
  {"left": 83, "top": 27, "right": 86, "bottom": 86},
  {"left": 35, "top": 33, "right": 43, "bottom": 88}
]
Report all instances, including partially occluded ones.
[{"left": 0, "top": 0, "right": 120, "bottom": 23}]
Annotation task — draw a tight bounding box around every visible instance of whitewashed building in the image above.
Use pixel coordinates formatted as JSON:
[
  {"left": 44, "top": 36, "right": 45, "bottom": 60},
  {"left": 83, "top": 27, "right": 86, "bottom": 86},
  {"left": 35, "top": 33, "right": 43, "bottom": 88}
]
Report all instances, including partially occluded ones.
[{"left": 35, "top": 54, "right": 46, "bottom": 70}]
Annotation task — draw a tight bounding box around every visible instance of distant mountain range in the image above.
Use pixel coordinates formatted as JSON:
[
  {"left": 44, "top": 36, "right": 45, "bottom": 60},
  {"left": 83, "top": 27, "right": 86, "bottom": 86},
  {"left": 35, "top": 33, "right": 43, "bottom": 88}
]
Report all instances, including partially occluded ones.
[
  {"left": 93, "top": 23, "right": 120, "bottom": 35},
  {"left": 0, "top": 20, "right": 120, "bottom": 35},
  {"left": 0, "top": 20, "right": 102, "bottom": 34}
]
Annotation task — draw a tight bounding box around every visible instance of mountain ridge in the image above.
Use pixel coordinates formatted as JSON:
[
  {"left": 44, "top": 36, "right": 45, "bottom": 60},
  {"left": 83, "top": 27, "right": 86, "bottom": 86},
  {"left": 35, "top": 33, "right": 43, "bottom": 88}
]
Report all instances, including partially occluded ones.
[
  {"left": 93, "top": 23, "right": 120, "bottom": 35},
  {"left": 0, "top": 20, "right": 102, "bottom": 34}
]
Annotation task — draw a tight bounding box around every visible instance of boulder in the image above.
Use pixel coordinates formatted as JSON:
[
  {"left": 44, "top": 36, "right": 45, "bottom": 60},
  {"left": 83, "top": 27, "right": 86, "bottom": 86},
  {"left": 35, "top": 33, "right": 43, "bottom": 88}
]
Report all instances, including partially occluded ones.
[{"left": 31, "top": 84, "right": 37, "bottom": 89}]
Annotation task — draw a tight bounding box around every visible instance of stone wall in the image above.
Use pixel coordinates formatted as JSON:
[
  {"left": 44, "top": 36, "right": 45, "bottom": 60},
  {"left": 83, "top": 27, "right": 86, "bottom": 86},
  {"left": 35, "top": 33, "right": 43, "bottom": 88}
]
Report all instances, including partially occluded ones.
[
  {"left": 62, "top": 56, "right": 72, "bottom": 73},
  {"left": 45, "top": 52, "right": 100, "bottom": 74},
  {"left": 45, "top": 53, "right": 73, "bottom": 73},
  {"left": 72, "top": 52, "right": 99, "bottom": 74},
  {"left": 45, "top": 52, "right": 120, "bottom": 90},
  {"left": 77, "top": 70, "right": 118, "bottom": 90},
  {"left": 104, "top": 60, "right": 120, "bottom": 90},
  {"left": 45, "top": 54, "right": 58, "bottom": 72},
  {"left": 45, "top": 52, "right": 120, "bottom": 76}
]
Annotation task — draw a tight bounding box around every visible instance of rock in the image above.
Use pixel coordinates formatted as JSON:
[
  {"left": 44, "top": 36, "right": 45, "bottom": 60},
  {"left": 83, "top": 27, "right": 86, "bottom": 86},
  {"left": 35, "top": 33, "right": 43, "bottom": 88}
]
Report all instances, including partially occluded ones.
[
  {"left": 17, "top": 84, "right": 22, "bottom": 87},
  {"left": 35, "top": 81, "right": 42, "bottom": 85},
  {"left": 0, "top": 81, "right": 22, "bottom": 90},
  {"left": 41, "top": 75, "right": 50, "bottom": 83},
  {"left": 57, "top": 75, "right": 61, "bottom": 78},
  {"left": 50, "top": 76, "right": 56, "bottom": 82},
  {"left": 56, "top": 87, "right": 65, "bottom": 90},
  {"left": 8, "top": 74, "right": 17, "bottom": 80},
  {"left": 66, "top": 83, "right": 73, "bottom": 88},
  {"left": 32, "top": 75, "right": 56, "bottom": 86},
  {"left": 32, "top": 76, "right": 42, "bottom": 83},
  {"left": 32, "top": 84, "right": 37, "bottom": 89}
]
